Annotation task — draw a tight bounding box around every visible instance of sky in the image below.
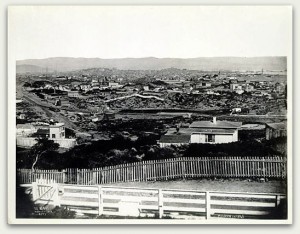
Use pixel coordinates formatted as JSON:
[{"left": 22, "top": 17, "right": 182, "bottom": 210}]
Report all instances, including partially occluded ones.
[{"left": 9, "top": 6, "right": 292, "bottom": 60}]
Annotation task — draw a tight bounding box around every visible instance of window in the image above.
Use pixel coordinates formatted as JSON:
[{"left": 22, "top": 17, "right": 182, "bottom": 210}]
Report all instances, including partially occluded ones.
[
  {"left": 52, "top": 134, "right": 56, "bottom": 138},
  {"left": 205, "top": 134, "right": 215, "bottom": 143}
]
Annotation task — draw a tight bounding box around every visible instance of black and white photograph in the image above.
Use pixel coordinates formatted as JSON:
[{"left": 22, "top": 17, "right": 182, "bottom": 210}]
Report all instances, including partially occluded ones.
[{"left": 8, "top": 5, "right": 292, "bottom": 224}]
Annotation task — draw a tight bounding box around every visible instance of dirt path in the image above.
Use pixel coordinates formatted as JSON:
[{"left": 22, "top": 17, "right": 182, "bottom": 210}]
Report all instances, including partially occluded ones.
[{"left": 110, "top": 178, "right": 286, "bottom": 194}]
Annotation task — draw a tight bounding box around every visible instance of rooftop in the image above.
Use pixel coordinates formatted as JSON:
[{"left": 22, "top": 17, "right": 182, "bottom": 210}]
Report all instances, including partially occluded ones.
[
  {"left": 159, "top": 134, "right": 190, "bottom": 143},
  {"left": 16, "top": 124, "right": 35, "bottom": 129},
  {"left": 49, "top": 123, "right": 64, "bottom": 128},
  {"left": 189, "top": 120, "right": 242, "bottom": 129},
  {"left": 166, "top": 127, "right": 236, "bottom": 136},
  {"left": 191, "top": 129, "right": 236, "bottom": 134},
  {"left": 266, "top": 122, "right": 287, "bottom": 130},
  {"left": 36, "top": 129, "right": 50, "bottom": 135},
  {"left": 165, "top": 128, "right": 195, "bottom": 135}
]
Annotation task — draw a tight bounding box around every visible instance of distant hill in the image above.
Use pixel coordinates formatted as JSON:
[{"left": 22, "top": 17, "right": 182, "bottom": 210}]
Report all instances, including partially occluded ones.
[
  {"left": 16, "top": 56, "right": 287, "bottom": 72},
  {"left": 16, "top": 64, "right": 50, "bottom": 74}
]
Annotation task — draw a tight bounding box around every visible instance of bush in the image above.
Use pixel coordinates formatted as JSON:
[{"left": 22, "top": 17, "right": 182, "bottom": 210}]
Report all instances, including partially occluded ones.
[
  {"left": 184, "top": 140, "right": 283, "bottom": 157},
  {"left": 16, "top": 136, "right": 286, "bottom": 170},
  {"left": 32, "top": 206, "right": 76, "bottom": 219}
]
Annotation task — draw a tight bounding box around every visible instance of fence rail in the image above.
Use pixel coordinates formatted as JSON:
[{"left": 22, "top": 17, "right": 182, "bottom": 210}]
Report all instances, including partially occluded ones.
[
  {"left": 17, "top": 156, "right": 286, "bottom": 185},
  {"left": 29, "top": 182, "right": 287, "bottom": 219}
]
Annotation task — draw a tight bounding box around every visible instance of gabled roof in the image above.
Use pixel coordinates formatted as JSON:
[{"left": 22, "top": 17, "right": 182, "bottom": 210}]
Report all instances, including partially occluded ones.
[
  {"left": 36, "top": 129, "right": 50, "bottom": 135},
  {"left": 191, "top": 129, "right": 236, "bottom": 134},
  {"left": 159, "top": 134, "right": 190, "bottom": 143},
  {"left": 189, "top": 121, "right": 242, "bottom": 129},
  {"left": 165, "top": 127, "right": 236, "bottom": 136},
  {"left": 49, "top": 123, "right": 64, "bottom": 128},
  {"left": 16, "top": 124, "right": 35, "bottom": 130},
  {"left": 266, "top": 122, "right": 287, "bottom": 130}
]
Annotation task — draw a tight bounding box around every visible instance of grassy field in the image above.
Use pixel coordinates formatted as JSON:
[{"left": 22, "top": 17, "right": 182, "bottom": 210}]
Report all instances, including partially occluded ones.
[{"left": 111, "top": 178, "right": 287, "bottom": 194}]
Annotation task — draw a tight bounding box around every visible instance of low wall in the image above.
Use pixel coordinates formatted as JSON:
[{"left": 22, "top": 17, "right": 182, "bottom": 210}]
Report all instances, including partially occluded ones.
[
  {"left": 52, "top": 138, "right": 76, "bottom": 148},
  {"left": 16, "top": 137, "right": 76, "bottom": 149},
  {"left": 16, "top": 137, "right": 37, "bottom": 148}
]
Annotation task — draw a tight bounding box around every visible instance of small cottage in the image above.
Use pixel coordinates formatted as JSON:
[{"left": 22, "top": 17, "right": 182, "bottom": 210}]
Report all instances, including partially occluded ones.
[
  {"left": 189, "top": 117, "right": 242, "bottom": 144},
  {"left": 159, "top": 117, "right": 242, "bottom": 147},
  {"left": 265, "top": 122, "right": 287, "bottom": 140}
]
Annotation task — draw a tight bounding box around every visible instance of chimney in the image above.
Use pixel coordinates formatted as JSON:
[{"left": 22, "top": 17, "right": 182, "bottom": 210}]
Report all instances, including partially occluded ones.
[{"left": 212, "top": 117, "right": 217, "bottom": 124}]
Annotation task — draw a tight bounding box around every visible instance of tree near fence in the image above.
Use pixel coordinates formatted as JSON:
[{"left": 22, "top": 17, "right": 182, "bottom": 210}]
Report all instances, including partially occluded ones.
[{"left": 30, "top": 138, "right": 59, "bottom": 172}]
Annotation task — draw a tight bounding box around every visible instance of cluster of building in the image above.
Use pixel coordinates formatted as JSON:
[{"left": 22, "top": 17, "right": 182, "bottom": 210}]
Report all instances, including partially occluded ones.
[
  {"left": 23, "top": 69, "right": 287, "bottom": 114},
  {"left": 16, "top": 122, "right": 76, "bottom": 149},
  {"left": 16, "top": 68, "right": 287, "bottom": 148}
]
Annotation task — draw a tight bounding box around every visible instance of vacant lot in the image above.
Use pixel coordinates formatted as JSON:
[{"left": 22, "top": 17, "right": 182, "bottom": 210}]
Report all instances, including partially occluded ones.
[{"left": 112, "top": 178, "right": 287, "bottom": 194}]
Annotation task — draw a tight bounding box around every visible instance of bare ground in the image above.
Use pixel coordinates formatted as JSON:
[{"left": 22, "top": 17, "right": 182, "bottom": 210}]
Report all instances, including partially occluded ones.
[{"left": 111, "top": 178, "right": 287, "bottom": 194}]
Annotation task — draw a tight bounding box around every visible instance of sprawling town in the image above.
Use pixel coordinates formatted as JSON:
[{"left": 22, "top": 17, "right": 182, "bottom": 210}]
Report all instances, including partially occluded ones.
[
  {"left": 16, "top": 65, "right": 288, "bottom": 220},
  {"left": 16, "top": 68, "right": 287, "bottom": 146}
]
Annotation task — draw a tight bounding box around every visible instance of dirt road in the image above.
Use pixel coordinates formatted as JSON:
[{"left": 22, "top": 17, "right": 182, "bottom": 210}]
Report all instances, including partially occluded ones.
[{"left": 23, "top": 92, "right": 80, "bottom": 132}]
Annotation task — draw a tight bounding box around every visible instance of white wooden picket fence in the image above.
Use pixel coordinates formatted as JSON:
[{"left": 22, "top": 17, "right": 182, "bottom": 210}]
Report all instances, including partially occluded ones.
[
  {"left": 28, "top": 179, "right": 286, "bottom": 219},
  {"left": 17, "top": 156, "right": 287, "bottom": 185}
]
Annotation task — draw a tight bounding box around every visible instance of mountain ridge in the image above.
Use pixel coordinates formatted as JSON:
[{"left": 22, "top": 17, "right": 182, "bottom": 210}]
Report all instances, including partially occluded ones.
[{"left": 16, "top": 56, "right": 287, "bottom": 73}]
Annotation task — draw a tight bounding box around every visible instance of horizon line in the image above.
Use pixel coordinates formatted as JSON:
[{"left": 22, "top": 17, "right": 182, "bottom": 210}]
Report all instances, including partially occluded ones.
[{"left": 17, "top": 55, "right": 288, "bottom": 61}]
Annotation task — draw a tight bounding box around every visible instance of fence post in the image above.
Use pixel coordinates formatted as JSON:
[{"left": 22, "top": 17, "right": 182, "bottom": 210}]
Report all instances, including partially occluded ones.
[
  {"left": 53, "top": 183, "right": 60, "bottom": 207},
  {"left": 282, "top": 158, "right": 287, "bottom": 179},
  {"left": 158, "top": 189, "right": 163, "bottom": 218},
  {"left": 206, "top": 191, "right": 211, "bottom": 219},
  {"left": 62, "top": 170, "right": 66, "bottom": 184},
  {"left": 98, "top": 186, "right": 103, "bottom": 216},
  {"left": 275, "top": 195, "right": 281, "bottom": 208},
  {"left": 32, "top": 182, "right": 38, "bottom": 201},
  {"left": 77, "top": 168, "right": 80, "bottom": 185},
  {"left": 93, "top": 171, "right": 96, "bottom": 185},
  {"left": 181, "top": 160, "right": 186, "bottom": 179},
  {"left": 262, "top": 157, "right": 266, "bottom": 178}
]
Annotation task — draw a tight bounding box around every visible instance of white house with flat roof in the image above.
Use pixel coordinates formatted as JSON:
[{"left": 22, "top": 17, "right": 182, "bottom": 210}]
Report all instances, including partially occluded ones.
[
  {"left": 159, "top": 117, "right": 242, "bottom": 147},
  {"left": 189, "top": 117, "right": 242, "bottom": 144},
  {"left": 68, "top": 90, "right": 80, "bottom": 98},
  {"left": 49, "top": 123, "right": 65, "bottom": 139}
]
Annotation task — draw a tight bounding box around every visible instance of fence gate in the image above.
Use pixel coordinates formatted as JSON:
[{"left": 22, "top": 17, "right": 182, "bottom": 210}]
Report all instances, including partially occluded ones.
[{"left": 32, "top": 178, "right": 60, "bottom": 206}]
